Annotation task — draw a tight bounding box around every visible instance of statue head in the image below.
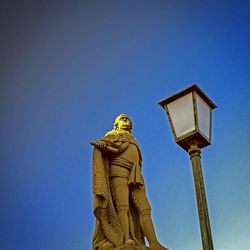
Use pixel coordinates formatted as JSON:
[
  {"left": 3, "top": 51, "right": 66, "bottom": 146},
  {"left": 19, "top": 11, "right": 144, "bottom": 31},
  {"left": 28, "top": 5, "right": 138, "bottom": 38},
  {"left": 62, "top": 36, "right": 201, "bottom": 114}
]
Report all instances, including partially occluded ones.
[{"left": 113, "top": 114, "right": 132, "bottom": 132}]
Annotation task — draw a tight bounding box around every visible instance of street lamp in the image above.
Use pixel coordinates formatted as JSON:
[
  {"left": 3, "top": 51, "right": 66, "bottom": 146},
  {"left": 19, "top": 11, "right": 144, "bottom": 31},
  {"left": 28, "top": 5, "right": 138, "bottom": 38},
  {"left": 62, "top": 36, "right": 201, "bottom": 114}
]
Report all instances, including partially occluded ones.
[{"left": 159, "top": 84, "right": 216, "bottom": 250}]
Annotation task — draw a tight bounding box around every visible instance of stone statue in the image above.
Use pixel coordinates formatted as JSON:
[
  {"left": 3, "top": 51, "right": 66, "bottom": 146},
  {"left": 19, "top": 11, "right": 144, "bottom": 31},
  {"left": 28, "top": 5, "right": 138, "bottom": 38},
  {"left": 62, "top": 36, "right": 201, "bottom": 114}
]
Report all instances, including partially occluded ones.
[{"left": 91, "top": 114, "right": 169, "bottom": 250}]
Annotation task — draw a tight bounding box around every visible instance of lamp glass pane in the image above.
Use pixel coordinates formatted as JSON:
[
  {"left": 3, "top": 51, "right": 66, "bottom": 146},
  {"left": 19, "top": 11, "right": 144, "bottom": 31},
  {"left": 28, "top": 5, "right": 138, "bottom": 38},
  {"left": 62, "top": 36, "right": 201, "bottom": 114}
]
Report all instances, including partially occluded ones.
[
  {"left": 166, "top": 93, "right": 195, "bottom": 138},
  {"left": 195, "top": 93, "right": 211, "bottom": 139}
]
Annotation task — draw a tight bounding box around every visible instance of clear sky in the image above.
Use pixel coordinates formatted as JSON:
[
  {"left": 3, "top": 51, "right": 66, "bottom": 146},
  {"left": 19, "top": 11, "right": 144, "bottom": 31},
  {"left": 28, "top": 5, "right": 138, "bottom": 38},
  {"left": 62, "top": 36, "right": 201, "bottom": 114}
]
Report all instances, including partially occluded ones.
[{"left": 1, "top": 1, "right": 250, "bottom": 250}]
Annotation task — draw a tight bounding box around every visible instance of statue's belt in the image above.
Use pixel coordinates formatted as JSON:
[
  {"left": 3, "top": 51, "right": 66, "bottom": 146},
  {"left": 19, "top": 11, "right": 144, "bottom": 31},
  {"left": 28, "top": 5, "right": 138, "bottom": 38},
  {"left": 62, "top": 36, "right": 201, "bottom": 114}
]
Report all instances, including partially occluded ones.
[{"left": 110, "top": 157, "right": 144, "bottom": 187}]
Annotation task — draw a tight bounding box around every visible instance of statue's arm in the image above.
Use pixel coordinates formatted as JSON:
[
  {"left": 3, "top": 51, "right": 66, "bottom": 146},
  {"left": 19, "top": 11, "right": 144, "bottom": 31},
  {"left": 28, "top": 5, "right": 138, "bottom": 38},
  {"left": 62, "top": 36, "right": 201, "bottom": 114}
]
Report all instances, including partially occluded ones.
[{"left": 90, "top": 140, "right": 129, "bottom": 154}]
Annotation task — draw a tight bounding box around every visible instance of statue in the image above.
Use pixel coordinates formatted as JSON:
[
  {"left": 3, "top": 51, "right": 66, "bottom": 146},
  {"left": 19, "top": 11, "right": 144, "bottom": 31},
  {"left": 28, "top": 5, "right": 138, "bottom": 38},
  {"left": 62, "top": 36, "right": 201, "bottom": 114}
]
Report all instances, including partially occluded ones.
[{"left": 91, "top": 114, "right": 169, "bottom": 250}]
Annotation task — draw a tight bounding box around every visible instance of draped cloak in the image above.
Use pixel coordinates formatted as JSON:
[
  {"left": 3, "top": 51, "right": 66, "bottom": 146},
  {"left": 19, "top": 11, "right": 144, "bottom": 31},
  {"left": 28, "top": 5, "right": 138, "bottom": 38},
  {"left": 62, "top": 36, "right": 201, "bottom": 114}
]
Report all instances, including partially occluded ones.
[{"left": 92, "top": 133, "right": 146, "bottom": 250}]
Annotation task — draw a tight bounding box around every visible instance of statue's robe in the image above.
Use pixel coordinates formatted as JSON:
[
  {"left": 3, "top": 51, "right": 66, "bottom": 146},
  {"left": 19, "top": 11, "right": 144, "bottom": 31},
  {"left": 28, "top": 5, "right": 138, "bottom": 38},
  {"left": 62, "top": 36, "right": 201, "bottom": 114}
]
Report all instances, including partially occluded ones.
[{"left": 92, "top": 133, "right": 146, "bottom": 250}]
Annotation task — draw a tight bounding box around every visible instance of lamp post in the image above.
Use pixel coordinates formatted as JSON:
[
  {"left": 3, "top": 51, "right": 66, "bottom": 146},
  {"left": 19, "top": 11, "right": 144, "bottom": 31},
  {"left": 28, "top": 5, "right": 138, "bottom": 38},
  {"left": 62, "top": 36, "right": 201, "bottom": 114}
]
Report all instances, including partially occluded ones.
[{"left": 159, "top": 84, "right": 216, "bottom": 250}]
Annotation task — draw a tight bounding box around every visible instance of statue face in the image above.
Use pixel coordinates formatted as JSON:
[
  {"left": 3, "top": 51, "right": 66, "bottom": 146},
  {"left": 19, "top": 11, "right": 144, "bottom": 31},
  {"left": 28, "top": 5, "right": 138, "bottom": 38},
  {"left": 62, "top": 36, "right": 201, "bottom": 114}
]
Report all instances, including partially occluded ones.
[{"left": 116, "top": 115, "right": 131, "bottom": 131}]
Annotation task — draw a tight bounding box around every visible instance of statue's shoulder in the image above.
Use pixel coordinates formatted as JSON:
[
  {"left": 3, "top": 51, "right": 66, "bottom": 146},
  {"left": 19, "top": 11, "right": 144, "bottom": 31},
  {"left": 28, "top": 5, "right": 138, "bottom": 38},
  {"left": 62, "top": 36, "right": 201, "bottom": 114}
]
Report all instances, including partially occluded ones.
[
  {"left": 98, "top": 131, "right": 119, "bottom": 146},
  {"left": 100, "top": 130, "right": 140, "bottom": 148},
  {"left": 122, "top": 133, "right": 138, "bottom": 144},
  {"left": 103, "top": 130, "right": 116, "bottom": 138},
  {"left": 101, "top": 131, "right": 134, "bottom": 142}
]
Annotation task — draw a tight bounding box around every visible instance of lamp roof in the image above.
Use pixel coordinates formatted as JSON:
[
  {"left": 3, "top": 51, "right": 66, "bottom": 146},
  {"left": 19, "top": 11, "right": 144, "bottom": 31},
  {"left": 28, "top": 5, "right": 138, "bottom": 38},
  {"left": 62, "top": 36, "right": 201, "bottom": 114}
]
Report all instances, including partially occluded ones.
[{"left": 159, "top": 84, "right": 217, "bottom": 109}]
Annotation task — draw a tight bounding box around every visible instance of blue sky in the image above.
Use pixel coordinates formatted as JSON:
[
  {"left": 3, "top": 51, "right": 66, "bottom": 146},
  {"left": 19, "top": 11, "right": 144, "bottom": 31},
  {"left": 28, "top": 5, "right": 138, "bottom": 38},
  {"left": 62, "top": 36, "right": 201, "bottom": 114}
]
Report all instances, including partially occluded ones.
[{"left": 1, "top": 1, "right": 250, "bottom": 250}]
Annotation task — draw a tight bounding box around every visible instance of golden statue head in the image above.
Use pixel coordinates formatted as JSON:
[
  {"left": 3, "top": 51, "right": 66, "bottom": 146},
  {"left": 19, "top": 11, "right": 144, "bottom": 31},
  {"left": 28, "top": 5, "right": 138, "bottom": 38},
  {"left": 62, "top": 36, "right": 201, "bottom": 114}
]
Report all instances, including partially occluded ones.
[{"left": 113, "top": 114, "right": 132, "bottom": 132}]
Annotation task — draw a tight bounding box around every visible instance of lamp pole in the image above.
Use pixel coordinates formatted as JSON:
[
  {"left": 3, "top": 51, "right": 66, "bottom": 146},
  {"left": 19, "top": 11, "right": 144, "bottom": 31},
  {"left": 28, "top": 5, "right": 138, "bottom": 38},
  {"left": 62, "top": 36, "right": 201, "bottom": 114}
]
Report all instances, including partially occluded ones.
[
  {"left": 188, "top": 143, "right": 214, "bottom": 250},
  {"left": 158, "top": 84, "right": 216, "bottom": 250}
]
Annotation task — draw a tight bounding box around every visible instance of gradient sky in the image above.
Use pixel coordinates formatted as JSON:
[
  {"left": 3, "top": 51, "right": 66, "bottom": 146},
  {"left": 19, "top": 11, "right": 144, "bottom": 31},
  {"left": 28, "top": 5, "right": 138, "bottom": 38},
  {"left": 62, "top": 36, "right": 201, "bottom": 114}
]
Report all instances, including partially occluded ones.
[{"left": 1, "top": 1, "right": 250, "bottom": 250}]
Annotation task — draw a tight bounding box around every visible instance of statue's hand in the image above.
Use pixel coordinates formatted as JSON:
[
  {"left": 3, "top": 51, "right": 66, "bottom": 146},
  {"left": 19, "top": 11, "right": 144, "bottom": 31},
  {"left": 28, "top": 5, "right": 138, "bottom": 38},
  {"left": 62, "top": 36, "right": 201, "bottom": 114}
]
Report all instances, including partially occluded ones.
[
  {"left": 92, "top": 141, "right": 107, "bottom": 150},
  {"left": 91, "top": 141, "right": 120, "bottom": 154}
]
